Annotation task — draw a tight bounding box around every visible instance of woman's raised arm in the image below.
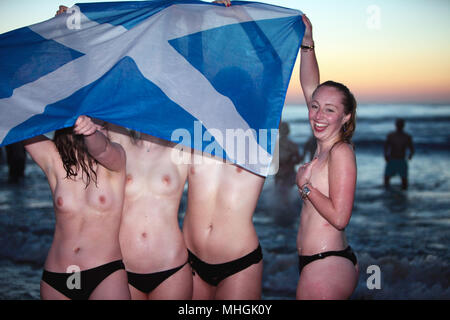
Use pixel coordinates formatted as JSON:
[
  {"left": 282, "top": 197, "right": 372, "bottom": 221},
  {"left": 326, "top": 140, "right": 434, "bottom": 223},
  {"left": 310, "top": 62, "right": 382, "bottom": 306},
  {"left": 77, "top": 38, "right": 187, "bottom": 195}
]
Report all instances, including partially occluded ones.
[{"left": 299, "top": 14, "right": 320, "bottom": 106}]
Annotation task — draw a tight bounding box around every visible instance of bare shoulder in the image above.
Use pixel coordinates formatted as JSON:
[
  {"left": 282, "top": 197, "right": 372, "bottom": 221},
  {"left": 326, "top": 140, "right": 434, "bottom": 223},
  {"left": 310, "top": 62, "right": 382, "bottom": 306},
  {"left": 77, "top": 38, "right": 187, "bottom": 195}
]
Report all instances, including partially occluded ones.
[
  {"left": 328, "top": 142, "right": 357, "bottom": 182},
  {"left": 105, "top": 123, "right": 129, "bottom": 143},
  {"left": 112, "top": 141, "right": 127, "bottom": 163},
  {"left": 329, "top": 142, "right": 355, "bottom": 163}
]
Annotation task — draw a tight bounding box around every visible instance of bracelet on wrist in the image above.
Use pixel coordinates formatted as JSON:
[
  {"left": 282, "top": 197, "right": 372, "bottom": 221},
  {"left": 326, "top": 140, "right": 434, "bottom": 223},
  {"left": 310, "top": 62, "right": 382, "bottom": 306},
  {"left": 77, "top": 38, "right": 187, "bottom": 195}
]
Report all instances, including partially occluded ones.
[
  {"left": 301, "top": 182, "right": 312, "bottom": 200},
  {"left": 300, "top": 43, "right": 314, "bottom": 51}
]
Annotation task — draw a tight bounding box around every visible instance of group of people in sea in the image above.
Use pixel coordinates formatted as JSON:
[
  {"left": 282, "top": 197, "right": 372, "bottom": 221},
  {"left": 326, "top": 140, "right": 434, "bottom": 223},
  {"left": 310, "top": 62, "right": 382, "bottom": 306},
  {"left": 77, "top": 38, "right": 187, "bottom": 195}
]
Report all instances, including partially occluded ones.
[{"left": 2, "top": 0, "right": 413, "bottom": 300}]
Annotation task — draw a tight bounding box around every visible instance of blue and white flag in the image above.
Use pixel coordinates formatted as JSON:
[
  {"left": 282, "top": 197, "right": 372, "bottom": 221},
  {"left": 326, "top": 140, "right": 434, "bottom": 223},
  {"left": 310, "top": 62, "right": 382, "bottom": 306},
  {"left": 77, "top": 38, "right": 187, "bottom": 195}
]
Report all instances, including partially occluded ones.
[{"left": 0, "top": 0, "right": 304, "bottom": 176}]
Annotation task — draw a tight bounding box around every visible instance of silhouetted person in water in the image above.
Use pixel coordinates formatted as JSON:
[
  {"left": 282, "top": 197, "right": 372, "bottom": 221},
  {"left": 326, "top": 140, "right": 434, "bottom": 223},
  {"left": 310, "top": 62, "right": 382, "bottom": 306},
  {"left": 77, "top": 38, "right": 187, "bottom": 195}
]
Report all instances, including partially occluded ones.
[
  {"left": 275, "top": 122, "right": 302, "bottom": 187},
  {"left": 302, "top": 134, "right": 317, "bottom": 162},
  {"left": 0, "top": 147, "right": 4, "bottom": 165},
  {"left": 384, "top": 119, "right": 414, "bottom": 190},
  {"left": 273, "top": 121, "right": 302, "bottom": 227},
  {"left": 6, "top": 142, "right": 26, "bottom": 183}
]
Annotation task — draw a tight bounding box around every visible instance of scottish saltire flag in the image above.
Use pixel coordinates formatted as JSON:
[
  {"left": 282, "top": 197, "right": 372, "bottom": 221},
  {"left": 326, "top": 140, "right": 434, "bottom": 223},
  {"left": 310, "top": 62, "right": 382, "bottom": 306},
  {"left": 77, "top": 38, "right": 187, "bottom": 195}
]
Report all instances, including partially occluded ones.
[{"left": 0, "top": 0, "right": 304, "bottom": 176}]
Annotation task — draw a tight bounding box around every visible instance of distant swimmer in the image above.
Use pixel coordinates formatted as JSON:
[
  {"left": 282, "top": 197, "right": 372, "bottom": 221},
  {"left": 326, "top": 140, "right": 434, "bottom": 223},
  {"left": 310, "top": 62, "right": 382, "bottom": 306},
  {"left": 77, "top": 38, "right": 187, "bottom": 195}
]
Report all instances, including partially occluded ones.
[
  {"left": 5, "top": 142, "right": 26, "bottom": 183},
  {"left": 273, "top": 121, "right": 302, "bottom": 228},
  {"left": 275, "top": 121, "right": 302, "bottom": 188},
  {"left": 384, "top": 118, "right": 414, "bottom": 190},
  {"left": 302, "top": 134, "right": 317, "bottom": 162}
]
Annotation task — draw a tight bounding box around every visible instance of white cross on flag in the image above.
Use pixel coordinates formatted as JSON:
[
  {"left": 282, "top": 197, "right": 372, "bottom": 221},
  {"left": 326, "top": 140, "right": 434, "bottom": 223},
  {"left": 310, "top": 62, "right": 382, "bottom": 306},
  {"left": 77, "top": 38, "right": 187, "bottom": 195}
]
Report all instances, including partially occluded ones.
[{"left": 0, "top": 0, "right": 304, "bottom": 176}]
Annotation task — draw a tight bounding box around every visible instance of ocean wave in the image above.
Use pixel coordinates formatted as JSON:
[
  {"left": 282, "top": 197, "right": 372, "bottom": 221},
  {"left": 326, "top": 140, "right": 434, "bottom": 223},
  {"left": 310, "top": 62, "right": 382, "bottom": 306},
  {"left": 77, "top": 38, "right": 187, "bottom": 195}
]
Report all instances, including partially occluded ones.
[
  {"left": 287, "top": 115, "right": 450, "bottom": 125},
  {"left": 352, "top": 140, "right": 450, "bottom": 151},
  {"left": 260, "top": 250, "right": 450, "bottom": 300},
  {"left": 0, "top": 226, "right": 51, "bottom": 266},
  {"left": 352, "top": 253, "right": 450, "bottom": 300}
]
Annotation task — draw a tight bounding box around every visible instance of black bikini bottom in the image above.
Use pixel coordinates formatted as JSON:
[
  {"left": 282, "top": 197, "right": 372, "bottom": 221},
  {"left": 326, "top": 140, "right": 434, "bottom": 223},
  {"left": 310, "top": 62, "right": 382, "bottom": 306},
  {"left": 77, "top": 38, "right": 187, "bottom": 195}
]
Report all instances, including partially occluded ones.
[
  {"left": 298, "top": 246, "right": 357, "bottom": 275},
  {"left": 188, "top": 244, "right": 263, "bottom": 286},
  {"left": 42, "top": 260, "right": 125, "bottom": 300},
  {"left": 127, "top": 261, "right": 188, "bottom": 294}
]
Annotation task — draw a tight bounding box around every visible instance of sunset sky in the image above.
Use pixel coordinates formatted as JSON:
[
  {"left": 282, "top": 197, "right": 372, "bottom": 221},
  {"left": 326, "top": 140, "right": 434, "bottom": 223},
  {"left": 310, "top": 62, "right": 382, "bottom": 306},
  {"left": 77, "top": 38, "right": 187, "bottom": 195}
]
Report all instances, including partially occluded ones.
[{"left": 1, "top": 0, "right": 449, "bottom": 104}]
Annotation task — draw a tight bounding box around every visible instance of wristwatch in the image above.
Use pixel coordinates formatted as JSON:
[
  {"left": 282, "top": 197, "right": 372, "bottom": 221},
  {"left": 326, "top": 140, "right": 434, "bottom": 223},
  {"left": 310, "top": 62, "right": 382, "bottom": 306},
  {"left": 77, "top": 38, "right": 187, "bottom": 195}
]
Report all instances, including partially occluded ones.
[{"left": 301, "top": 183, "right": 311, "bottom": 200}]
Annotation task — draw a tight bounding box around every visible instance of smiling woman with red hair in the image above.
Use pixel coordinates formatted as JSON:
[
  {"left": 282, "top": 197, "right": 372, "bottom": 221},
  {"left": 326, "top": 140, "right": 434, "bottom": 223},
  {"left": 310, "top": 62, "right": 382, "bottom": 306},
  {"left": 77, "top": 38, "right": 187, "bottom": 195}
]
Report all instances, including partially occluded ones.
[{"left": 295, "top": 14, "right": 359, "bottom": 300}]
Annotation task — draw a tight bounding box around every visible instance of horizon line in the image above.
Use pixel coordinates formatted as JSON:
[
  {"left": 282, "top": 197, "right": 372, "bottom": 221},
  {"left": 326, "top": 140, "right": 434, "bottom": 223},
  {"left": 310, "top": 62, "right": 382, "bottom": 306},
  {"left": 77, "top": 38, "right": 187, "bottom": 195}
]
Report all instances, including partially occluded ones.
[{"left": 284, "top": 101, "right": 450, "bottom": 107}]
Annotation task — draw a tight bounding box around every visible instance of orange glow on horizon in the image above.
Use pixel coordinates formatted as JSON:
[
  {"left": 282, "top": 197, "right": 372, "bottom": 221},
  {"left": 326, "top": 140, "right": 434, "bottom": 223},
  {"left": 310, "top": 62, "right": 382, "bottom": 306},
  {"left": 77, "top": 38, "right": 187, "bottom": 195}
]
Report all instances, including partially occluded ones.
[{"left": 285, "top": 44, "right": 450, "bottom": 105}]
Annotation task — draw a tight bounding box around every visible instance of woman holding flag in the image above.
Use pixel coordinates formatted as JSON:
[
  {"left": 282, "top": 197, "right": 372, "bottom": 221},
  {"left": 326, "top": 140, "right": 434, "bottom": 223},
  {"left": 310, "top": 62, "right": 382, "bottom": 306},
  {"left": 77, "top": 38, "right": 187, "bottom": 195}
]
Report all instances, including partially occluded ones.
[
  {"left": 295, "top": 14, "right": 359, "bottom": 299},
  {"left": 54, "top": 5, "right": 193, "bottom": 300},
  {"left": 24, "top": 116, "right": 130, "bottom": 300}
]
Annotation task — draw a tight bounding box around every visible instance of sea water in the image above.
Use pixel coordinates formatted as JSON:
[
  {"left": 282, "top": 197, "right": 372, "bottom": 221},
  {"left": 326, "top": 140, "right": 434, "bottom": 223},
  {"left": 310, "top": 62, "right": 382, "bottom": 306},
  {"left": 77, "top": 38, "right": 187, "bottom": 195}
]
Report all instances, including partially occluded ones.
[{"left": 0, "top": 104, "right": 449, "bottom": 299}]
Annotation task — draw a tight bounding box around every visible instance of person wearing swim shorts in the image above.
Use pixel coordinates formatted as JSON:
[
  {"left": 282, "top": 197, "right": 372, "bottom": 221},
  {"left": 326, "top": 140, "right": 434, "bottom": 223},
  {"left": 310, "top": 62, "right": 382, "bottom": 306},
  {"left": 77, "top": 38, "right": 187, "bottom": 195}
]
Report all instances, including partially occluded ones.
[
  {"left": 384, "top": 118, "right": 414, "bottom": 190},
  {"left": 295, "top": 14, "right": 359, "bottom": 300},
  {"left": 24, "top": 116, "right": 130, "bottom": 300}
]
